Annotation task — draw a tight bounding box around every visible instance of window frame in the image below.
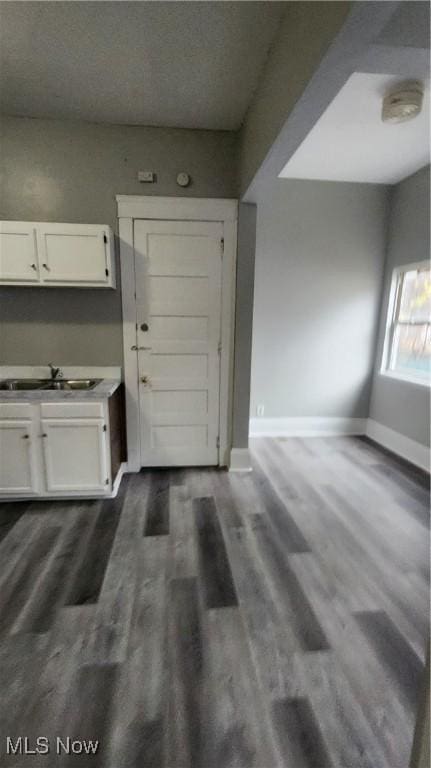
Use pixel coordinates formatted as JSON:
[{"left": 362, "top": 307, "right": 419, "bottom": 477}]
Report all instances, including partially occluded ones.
[{"left": 380, "top": 260, "right": 431, "bottom": 388}]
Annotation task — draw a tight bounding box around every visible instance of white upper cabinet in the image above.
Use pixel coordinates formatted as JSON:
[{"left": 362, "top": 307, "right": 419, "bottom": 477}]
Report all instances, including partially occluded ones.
[
  {"left": 38, "top": 223, "right": 114, "bottom": 286},
  {"left": 0, "top": 222, "right": 39, "bottom": 283},
  {"left": 0, "top": 221, "right": 116, "bottom": 288}
]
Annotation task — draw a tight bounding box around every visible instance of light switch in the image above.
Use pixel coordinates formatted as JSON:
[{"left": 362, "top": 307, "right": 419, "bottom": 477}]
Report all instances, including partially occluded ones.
[{"left": 138, "top": 171, "right": 156, "bottom": 183}]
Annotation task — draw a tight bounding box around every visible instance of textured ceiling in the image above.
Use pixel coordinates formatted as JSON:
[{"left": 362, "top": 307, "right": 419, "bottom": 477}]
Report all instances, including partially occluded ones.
[{"left": 0, "top": 1, "right": 284, "bottom": 130}]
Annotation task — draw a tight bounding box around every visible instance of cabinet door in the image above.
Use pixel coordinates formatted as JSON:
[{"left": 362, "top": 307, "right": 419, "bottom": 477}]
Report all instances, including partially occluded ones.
[
  {"left": 0, "top": 420, "right": 38, "bottom": 494},
  {"left": 41, "top": 418, "right": 108, "bottom": 492},
  {"left": 0, "top": 223, "right": 39, "bottom": 283},
  {"left": 38, "top": 224, "right": 110, "bottom": 285}
]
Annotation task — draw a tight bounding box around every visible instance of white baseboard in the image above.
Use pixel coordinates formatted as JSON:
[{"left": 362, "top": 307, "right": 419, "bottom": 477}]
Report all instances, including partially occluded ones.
[
  {"left": 229, "top": 448, "right": 252, "bottom": 472},
  {"left": 111, "top": 462, "right": 128, "bottom": 497},
  {"left": 249, "top": 417, "right": 367, "bottom": 438},
  {"left": 248, "top": 415, "right": 429, "bottom": 471},
  {"left": 366, "top": 420, "right": 430, "bottom": 473}
]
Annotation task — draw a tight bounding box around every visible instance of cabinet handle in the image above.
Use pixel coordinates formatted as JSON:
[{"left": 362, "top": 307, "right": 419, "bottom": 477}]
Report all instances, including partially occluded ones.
[
  {"left": 22, "top": 434, "right": 30, "bottom": 439},
  {"left": 131, "top": 345, "right": 152, "bottom": 351},
  {"left": 42, "top": 263, "right": 50, "bottom": 270},
  {"left": 40, "top": 433, "right": 47, "bottom": 438},
  {"left": 30, "top": 263, "right": 37, "bottom": 270}
]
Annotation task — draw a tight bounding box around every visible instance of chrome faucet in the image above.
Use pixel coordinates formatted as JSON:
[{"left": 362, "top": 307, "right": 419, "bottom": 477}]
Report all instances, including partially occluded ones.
[{"left": 48, "top": 363, "right": 63, "bottom": 380}]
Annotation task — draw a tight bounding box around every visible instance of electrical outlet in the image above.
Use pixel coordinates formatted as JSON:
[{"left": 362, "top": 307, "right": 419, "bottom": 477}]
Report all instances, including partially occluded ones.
[{"left": 257, "top": 404, "right": 265, "bottom": 417}]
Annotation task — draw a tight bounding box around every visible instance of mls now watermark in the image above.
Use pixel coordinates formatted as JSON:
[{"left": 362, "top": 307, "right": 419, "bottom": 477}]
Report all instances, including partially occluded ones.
[{"left": 6, "top": 736, "right": 99, "bottom": 756}]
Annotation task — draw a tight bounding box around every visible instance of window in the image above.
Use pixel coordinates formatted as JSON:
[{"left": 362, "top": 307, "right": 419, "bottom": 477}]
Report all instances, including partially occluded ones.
[{"left": 383, "top": 262, "right": 431, "bottom": 385}]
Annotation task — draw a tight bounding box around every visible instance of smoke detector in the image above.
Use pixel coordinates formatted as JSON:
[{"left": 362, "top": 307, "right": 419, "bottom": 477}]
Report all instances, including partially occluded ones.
[{"left": 382, "top": 81, "right": 424, "bottom": 124}]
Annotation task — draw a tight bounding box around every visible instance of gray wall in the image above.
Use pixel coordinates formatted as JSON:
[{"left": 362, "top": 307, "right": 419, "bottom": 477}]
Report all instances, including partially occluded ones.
[
  {"left": 369, "top": 167, "right": 430, "bottom": 447},
  {"left": 232, "top": 203, "right": 257, "bottom": 448},
  {"left": 0, "top": 115, "right": 238, "bottom": 366},
  {"left": 250, "top": 178, "right": 388, "bottom": 420},
  {"left": 238, "top": 1, "right": 350, "bottom": 196}
]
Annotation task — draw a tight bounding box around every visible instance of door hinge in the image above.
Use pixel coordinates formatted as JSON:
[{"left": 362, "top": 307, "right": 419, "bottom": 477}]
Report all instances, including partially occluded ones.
[
  {"left": 105, "top": 478, "right": 109, "bottom": 485},
  {"left": 220, "top": 237, "right": 224, "bottom": 254},
  {"left": 105, "top": 268, "right": 109, "bottom": 276},
  {"left": 103, "top": 234, "right": 108, "bottom": 243},
  {"left": 218, "top": 341, "right": 222, "bottom": 355},
  {"left": 216, "top": 435, "right": 220, "bottom": 449},
  {"left": 103, "top": 425, "right": 107, "bottom": 432}
]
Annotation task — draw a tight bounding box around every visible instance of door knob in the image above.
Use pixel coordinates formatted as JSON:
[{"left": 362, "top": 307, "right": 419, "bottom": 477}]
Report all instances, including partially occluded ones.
[
  {"left": 131, "top": 345, "right": 152, "bottom": 351},
  {"left": 140, "top": 323, "right": 149, "bottom": 332},
  {"left": 141, "top": 376, "right": 150, "bottom": 384}
]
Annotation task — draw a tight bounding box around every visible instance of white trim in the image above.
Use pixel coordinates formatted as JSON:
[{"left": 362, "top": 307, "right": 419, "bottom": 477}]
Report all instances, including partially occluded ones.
[
  {"left": 119, "top": 216, "right": 140, "bottom": 472},
  {"left": 219, "top": 218, "right": 237, "bottom": 466},
  {"left": 118, "top": 195, "right": 238, "bottom": 471},
  {"left": 380, "top": 260, "right": 431, "bottom": 385},
  {"left": 391, "top": 259, "right": 431, "bottom": 276},
  {"left": 248, "top": 415, "right": 429, "bottom": 472},
  {"left": 116, "top": 195, "right": 237, "bottom": 222},
  {"left": 229, "top": 448, "right": 252, "bottom": 472},
  {"left": 249, "top": 417, "right": 367, "bottom": 438},
  {"left": 111, "top": 462, "right": 127, "bottom": 497},
  {"left": 378, "top": 370, "right": 430, "bottom": 390},
  {"left": 366, "top": 419, "right": 430, "bottom": 473}
]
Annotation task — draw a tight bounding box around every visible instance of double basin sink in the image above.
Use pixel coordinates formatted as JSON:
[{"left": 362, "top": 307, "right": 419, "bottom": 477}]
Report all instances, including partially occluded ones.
[{"left": 0, "top": 378, "right": 101, "bottom": 391}]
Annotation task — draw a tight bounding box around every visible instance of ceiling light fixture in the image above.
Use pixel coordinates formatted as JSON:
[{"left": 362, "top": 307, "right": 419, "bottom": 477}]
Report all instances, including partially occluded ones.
[{"left": 382, "top": 80, "right": 424, "bottom": 124}]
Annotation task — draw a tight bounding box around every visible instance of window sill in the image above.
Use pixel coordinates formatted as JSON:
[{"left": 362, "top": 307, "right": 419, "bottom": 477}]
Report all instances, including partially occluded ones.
[{"left": 379, "top": 370, "right": 431, "bottom": 389}]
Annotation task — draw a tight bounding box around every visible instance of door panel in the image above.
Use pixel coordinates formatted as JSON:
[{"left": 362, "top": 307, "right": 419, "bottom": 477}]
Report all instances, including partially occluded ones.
[
  {"left": 38, "top": 225, "right": 109, "bottom": 284},
  {"left": 152, "top": 390, "right": 208, "bottom": 424},
  {"left": 42, "top": 418, "right": 107, "bottom": 491},
  {"left": 149, "top": 277, "right": 210, "bottom": 316},
  {"left": 0, "top": 420, "right": 38, "bottom": 493},
  {"left": 134, "top": 219, "right": 222, "bottom": 467},
  {"left": 150, "top": 316, "right": 208, "bottom": 342},
  {"left": 151, "top": 353, "right": 208, "bottom": 381},
  {"left": 0, "top": 224, "right": 39, "bottom": 282},
  {"left": 148, "top": 234, "right": 209, "bottom": 275},
  {"left": 152, "top": 424, "right": 207, "bottom": 448}
]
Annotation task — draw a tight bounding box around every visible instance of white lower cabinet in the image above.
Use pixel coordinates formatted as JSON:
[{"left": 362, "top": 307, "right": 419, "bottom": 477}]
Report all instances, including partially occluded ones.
[
  {"left": 42, "top": 418, "right": 108, "bottom": 493},
  {"left": 0, "top": 401, "right": 113, "bottom": 498},
  {"left": 0, "top": 418, "right": 38, "bottom": 494}
]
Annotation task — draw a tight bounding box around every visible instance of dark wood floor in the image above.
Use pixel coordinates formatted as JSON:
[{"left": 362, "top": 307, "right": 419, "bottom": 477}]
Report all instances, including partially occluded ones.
[{"left": 0, "top": 437, "right": 429, "bottom": 767}]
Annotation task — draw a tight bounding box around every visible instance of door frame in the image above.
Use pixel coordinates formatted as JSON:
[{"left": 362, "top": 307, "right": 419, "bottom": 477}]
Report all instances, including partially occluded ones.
[{"left": 117, "top": 195, "right": 238, "bottom": 472}]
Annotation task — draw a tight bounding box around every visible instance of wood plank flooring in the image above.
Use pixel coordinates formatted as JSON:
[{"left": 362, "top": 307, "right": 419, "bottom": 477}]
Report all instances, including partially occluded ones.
[{"left": 0, "top": 437, "right": 429, "bottom": 767}]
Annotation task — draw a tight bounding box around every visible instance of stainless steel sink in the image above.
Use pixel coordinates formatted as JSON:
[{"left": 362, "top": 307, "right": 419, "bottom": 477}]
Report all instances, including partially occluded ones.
[
  {"left": 0, "top": 379, "right": 50, "bottom": 391},
  {"left": 0, "top": 378, "right": 101, "bottom": 391},
  {"left": 44, "top": 379, "right": 100, "bottom": 390}
]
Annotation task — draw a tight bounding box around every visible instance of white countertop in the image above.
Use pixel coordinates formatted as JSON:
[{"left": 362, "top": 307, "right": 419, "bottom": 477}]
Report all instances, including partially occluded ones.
[
  {"left": 0, "top": 366, "right": 122, "bottom": 401},
  {"left": 0, "top": 378, "right": 121, "bottom": 401}
]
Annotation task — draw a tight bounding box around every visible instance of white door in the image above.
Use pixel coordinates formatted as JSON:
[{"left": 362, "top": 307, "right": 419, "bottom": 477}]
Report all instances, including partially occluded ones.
[
  {"left": 38, "top": 224, "right": 110, "bottom": 284},
  {"left": 133, "top": 219, "right": 223, "bottom": 467},
  {"left": 0, "top": 420, "right": 38, "bottom": 494},
  {"left": 0, "top": 223, "right": 39, "bottom": 282},
  {"left": 41, "top": 418, "right": 108, "bottom": 492}
]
